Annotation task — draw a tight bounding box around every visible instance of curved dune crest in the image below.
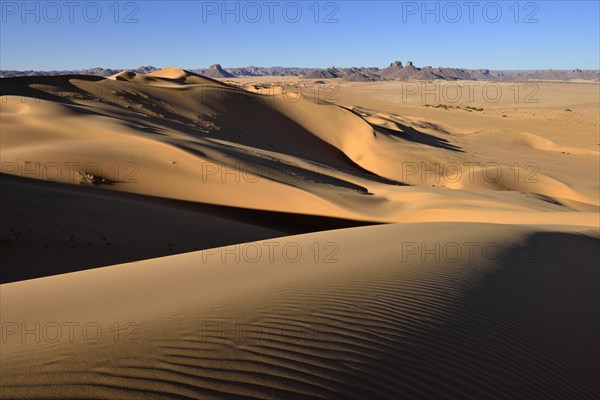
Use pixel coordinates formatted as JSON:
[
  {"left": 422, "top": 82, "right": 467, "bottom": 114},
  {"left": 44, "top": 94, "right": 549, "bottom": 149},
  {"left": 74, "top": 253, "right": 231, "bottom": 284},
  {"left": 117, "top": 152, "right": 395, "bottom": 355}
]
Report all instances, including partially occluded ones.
[
  {"left": 146, "top": 66, "right": 192, "bottom": 79},
  {"left": 108, "top": 70, "right": 138, "bottom": 81}
]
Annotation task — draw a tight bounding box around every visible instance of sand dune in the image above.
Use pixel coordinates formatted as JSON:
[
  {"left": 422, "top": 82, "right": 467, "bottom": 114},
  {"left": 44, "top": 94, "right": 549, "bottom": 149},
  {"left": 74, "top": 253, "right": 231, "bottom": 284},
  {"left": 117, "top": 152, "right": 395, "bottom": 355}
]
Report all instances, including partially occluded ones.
[
  {"left": 0, "top": 70, "right": 598, "bottom": 398},
  {"left": 1, "top": 71, "right": 597, "bottom": 217},
  {"left": 1, "top": 223, "right": 598, "bottom": 399}
]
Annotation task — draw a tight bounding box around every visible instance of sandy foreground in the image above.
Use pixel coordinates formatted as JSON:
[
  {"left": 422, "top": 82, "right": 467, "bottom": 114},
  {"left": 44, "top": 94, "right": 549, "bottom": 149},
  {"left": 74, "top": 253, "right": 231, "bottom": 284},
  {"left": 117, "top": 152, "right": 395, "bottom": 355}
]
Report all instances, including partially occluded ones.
[{"left": 0, "top": 69, "right": 598, "bottom": 399}]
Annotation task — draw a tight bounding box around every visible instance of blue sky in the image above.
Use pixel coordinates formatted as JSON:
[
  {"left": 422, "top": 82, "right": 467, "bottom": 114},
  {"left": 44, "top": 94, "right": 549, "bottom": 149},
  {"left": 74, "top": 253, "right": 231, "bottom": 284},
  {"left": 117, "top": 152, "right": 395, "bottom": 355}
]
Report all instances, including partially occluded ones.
[{"left": 1, "top": 1, "right": 599, "bottom": 70}]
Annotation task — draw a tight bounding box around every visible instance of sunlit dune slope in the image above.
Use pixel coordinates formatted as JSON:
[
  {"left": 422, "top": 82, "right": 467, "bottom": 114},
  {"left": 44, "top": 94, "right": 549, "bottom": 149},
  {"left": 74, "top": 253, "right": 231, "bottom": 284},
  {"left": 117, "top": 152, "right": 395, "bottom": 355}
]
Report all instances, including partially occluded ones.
[{"left": 1, "top": 223, "right": 598, "bottom": 399}]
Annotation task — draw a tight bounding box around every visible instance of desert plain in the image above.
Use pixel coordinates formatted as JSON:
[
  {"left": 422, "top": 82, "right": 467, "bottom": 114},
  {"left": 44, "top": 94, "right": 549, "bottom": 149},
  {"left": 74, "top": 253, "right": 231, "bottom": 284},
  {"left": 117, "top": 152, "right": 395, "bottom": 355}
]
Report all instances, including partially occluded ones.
[{"left": 0, "top": 70, "right": 598, "bottom": 399}]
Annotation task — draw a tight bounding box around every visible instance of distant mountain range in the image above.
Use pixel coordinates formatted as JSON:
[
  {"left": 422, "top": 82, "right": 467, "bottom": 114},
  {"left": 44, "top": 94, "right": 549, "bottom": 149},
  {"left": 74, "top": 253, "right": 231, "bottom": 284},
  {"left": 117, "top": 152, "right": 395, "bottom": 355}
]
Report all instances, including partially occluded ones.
[{"left": 2, "top": 61, "right": 598, "bottom": 81}]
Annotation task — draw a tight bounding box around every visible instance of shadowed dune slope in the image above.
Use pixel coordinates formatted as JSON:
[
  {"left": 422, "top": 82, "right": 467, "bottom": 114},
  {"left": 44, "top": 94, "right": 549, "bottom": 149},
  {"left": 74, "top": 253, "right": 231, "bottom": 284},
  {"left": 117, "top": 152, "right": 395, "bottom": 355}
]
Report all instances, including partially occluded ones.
[{"left": 0, "top": 173, "right": 376, "bottom": 283}]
